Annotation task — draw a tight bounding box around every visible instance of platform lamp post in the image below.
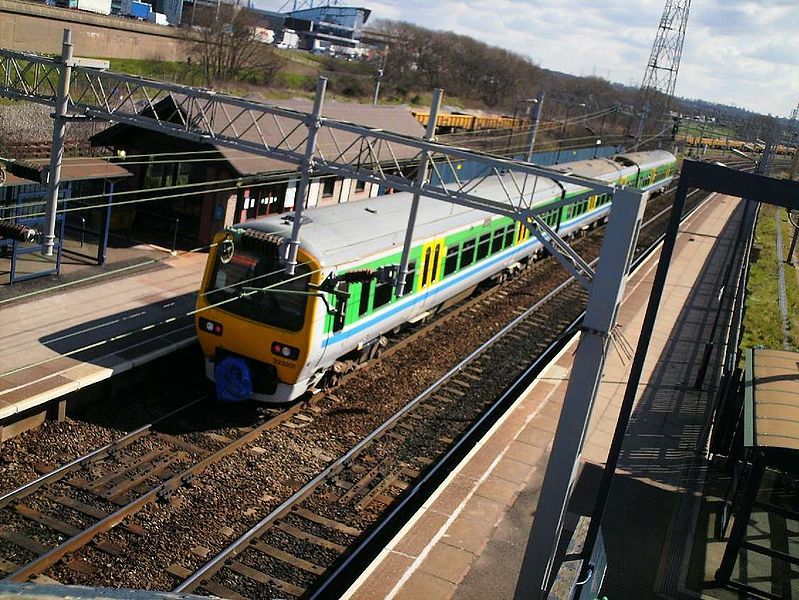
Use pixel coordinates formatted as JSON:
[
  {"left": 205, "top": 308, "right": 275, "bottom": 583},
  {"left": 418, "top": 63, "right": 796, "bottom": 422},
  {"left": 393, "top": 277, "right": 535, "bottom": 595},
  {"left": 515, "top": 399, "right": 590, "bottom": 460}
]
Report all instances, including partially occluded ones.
[
  {"left": 506, "top": 96, "right": 538, "bottom": 157},
  {"left": 524, "top": 91, "right": 545, "bottom": 162},
  {"left": 372, "top": 44, "right": 388, "bottom": 106}
]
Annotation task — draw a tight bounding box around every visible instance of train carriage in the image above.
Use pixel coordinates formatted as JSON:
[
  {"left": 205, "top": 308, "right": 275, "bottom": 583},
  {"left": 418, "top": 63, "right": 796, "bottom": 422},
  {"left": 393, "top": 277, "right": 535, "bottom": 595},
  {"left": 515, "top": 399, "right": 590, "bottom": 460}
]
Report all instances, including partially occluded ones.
[{"left": 196, "top": 150, "right": 676, "bottom": 403}]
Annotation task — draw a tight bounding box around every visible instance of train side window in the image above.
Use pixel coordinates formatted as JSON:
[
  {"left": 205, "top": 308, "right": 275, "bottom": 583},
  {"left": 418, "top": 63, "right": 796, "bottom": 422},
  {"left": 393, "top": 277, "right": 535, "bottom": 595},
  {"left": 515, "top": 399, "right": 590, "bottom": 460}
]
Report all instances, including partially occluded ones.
[
  {"left": 373, "top": 280, "right": 393, "bottom": 309},
  {"left": 460, "top": 239, "right": 476, "bottom": 268},
  {"left": 405, "top": 261, "right": 416, "bottom": 293},
  {"left": 443, "top": 246, "right": 459, "bottom": 276},
  {"left": 504, "top": 225, "right": 515, "bottom": 247},
  {"left": 430, "top": 246, "right": 441, "bottom": 281},
  {"left": 476, "top": 233, "right": 490, "bottom": 261},
  {"left": 358, "top": 282, "right": 371, "bottom": 316},
  {"left": 491, "top": 229, "right": 504, "bottom": 254},
  {"left": 332, "top": 282, "right": 349, "bottom": 333},
  {"left": 421, "top": 247, "right": 432, "bottom": 284}
]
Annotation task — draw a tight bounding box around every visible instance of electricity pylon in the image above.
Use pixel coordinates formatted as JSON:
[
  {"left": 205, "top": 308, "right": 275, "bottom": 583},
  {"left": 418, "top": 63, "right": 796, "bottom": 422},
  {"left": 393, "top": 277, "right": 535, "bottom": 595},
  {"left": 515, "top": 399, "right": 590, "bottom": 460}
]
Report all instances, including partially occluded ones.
[{"left": 635, "top": 0, "right": 692, "bottom": 147}]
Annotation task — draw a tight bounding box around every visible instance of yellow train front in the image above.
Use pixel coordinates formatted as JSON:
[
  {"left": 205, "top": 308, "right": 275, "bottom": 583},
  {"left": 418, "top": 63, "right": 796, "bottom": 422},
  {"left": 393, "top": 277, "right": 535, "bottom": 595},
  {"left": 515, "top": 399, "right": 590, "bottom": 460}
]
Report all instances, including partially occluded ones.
[{"left": 195, "top": 229, "right": 327, "bottom": 402}]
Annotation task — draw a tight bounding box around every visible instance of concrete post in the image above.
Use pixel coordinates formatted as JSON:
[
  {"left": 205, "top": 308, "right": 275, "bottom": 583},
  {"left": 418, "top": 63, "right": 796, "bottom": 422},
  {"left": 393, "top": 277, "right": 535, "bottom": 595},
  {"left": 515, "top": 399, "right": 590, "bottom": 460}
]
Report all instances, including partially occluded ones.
[
  {"left": 284, "top": 77, "right": 326, "bottom": 275},
  {"left": 395, "top": 88, "right": 442, "bottom": 297},
  {"left": 42, "top": 29, "right": 74, "bottom": 258},
  {"left": 514, "top": 187, "right": 648, "bottom": 598}
]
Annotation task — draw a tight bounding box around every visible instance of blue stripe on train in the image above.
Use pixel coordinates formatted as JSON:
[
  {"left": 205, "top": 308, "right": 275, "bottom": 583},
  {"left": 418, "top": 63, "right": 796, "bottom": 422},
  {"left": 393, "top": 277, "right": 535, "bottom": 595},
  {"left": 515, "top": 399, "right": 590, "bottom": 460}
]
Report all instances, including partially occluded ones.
[{"left": 322, "top": 176, "right": 672, "bottom": 348}]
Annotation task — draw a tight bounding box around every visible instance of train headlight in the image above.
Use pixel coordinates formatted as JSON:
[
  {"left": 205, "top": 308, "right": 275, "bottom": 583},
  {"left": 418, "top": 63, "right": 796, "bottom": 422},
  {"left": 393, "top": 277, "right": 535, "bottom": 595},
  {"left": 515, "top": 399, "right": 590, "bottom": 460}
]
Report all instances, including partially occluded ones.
[
  {"left": 219, "top": 238, "right": 235, "bottom": 264},
  {"left": 199, "top": 317, "right": 223, "bottom": 336},
  {"left": 271, "top": 342, "right": 300, "bottom": 360}
]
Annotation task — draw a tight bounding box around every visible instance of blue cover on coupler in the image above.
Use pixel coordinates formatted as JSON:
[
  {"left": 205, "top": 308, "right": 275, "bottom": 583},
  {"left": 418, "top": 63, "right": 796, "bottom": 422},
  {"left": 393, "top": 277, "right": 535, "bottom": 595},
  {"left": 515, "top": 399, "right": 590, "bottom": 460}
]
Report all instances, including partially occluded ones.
[{"left": 214, "top": 356, "right": 253, "bottom": 402}]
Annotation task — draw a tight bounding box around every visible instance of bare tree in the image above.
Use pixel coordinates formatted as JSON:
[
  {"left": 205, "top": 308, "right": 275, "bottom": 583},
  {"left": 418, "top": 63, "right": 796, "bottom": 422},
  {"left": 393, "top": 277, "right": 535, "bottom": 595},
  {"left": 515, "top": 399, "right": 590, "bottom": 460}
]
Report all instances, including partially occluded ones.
[
  {"left": 183, "top": 5, "right": 284, "bottom": 86},
  {"left": 373, "top": 19, "right": 540, "bottom": 109}
]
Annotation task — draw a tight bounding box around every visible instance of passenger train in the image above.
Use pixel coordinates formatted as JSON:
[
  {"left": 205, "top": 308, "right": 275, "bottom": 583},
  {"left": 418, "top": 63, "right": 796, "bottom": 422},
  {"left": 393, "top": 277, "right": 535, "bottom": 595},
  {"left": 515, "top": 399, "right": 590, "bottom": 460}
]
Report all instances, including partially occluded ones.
[{"left": 195, "top": 150, "right": 677, "bottom": 402}]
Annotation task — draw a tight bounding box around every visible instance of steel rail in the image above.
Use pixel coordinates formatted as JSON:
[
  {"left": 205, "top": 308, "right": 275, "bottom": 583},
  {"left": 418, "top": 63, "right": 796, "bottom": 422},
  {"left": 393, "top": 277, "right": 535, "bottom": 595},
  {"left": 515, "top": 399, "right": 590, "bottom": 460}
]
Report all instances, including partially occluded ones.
[
  {"left": 174, "top": 180, "right": 712, "bottom": 595},
  {"left": 0, "top": 397, "right": 204, "bottom": 509},
  {"left": 312, "top": 185, "right": 721, "bottom": 597},
  {"left": 173, "top": 261, "right": 595, "bottom": 594},
  {"left": 4, "top": 400, "right": 303, "bottom": 582}
]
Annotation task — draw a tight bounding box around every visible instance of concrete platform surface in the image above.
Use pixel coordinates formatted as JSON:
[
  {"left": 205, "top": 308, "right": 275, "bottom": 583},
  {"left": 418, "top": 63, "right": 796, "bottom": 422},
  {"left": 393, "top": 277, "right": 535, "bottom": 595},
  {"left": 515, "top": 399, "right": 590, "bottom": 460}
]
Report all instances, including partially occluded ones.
[
  {"left": 345, "top": 193, "right": 759, "bottom": 599},
  {"left": 0, "top": 248, "right": 206, "bottom": 424}
]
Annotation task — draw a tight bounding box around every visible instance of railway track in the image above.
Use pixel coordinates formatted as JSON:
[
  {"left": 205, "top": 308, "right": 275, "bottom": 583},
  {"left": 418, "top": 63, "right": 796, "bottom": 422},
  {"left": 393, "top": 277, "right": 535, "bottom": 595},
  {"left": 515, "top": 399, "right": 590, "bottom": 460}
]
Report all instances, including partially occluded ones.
[
  {"left": 164, "top": 185, "right": 716, "bottom": 598},
  {"left": 0, "top": 397, "right": 305, "bottom": 583},
  {"left": 0, "top": 182, "right": 713, "bottom": 595},
  {"left": 169, "top": 276, "right": 589, "bottom": 598}
]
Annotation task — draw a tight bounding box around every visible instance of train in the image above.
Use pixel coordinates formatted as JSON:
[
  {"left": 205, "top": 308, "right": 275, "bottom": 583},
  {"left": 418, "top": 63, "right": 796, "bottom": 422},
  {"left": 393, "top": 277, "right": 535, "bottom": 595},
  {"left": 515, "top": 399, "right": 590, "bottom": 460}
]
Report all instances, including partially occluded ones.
[{"left": 195, "top": 150, "right": 677, "bottom": 403}]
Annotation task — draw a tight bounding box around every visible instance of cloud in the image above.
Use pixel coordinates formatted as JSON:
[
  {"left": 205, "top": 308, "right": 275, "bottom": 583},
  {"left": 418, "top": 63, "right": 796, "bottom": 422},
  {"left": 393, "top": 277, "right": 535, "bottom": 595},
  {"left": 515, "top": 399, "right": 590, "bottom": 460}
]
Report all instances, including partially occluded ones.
[{"left": 254, "top": 0, "right": 799, "bottom": 116}]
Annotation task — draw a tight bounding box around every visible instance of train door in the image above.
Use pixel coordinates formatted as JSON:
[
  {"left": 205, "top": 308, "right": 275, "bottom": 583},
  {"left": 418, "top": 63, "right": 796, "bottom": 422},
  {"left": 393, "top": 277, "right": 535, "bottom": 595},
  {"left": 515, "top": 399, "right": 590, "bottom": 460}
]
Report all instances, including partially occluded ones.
[
  {"left": 419, "top": 238, "right": 445, "bottom": 291},
  {"left": 515, "top": 220, "right": 531, "bottom": 245}
]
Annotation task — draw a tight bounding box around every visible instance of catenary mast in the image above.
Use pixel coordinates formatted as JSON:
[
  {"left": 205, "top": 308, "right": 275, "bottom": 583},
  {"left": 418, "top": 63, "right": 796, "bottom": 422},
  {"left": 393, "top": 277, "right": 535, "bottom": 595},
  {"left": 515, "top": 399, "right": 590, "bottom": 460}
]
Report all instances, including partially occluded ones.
[{"left": 635, "top": 0, "right": 692, "bottom": 146}]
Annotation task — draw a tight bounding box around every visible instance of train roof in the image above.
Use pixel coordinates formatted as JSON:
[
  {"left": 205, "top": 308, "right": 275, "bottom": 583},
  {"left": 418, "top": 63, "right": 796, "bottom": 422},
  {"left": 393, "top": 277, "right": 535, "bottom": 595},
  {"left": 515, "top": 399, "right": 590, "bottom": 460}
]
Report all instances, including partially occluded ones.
[{"left": 233, "top": 150, "right": 675, "bottom": 269}]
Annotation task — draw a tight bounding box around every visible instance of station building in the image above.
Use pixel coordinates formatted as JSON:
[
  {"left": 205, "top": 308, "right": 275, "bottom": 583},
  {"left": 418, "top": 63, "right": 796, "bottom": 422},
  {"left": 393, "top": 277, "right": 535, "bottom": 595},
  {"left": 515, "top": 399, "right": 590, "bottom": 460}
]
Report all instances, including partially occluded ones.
[{"left": 90, "top": 97, "right": 425, "bottom": 249}]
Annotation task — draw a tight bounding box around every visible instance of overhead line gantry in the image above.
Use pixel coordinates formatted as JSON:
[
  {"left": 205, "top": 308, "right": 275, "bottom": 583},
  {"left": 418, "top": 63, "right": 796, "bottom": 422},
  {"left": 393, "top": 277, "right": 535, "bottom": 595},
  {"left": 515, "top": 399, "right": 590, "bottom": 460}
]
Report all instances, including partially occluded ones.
[{"left": 2, "top": 29, "right": 652, "bottom": 597}]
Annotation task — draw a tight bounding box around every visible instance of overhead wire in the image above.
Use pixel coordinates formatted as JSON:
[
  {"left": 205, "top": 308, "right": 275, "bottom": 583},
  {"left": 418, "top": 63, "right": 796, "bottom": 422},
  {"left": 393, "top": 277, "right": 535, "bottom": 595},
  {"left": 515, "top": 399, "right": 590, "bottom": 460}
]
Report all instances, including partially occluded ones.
[
  {"left": 2, "top": 131, "right": 634, "bottom": 222},
  {"left": 0, "top": 256, "right": 324, "bottom": 381}
]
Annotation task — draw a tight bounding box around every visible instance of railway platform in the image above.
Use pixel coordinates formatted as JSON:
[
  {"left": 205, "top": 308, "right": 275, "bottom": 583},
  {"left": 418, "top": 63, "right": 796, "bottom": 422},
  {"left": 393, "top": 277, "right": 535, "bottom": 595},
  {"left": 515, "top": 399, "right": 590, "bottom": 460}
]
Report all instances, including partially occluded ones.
[
  {"left": 0, "top": 244, "right": 206, "bottom": 440},
  {"left": 345, "top": 193, "right": 771, "bottom": 599}
]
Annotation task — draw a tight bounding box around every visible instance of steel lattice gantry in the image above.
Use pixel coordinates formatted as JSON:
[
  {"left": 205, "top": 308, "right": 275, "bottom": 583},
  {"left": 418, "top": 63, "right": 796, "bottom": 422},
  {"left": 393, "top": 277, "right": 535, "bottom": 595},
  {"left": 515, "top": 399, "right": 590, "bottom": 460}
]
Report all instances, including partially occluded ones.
[
  {"left": 1, "top": 34, "right": 651, "bottom": 597},
  {"left": 0, "top": 41, "right": 618, "bottom": 269}
]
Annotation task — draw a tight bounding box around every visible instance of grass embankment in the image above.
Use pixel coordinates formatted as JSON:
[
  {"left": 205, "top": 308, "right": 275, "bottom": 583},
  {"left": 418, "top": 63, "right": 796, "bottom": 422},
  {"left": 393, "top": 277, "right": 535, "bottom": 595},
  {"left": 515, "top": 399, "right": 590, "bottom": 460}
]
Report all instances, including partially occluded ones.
[
  {"left": 678, "top": 120, "right": 735, "bottom": 140},
  {"left": 741, "top": 204, "right": 799, "bottom": 352},
  {"left": 103, "top": 52, "right": 471, "bottom": 108},
  {"left": 105, "top": 52, "right": 400, "bottom": 104}
]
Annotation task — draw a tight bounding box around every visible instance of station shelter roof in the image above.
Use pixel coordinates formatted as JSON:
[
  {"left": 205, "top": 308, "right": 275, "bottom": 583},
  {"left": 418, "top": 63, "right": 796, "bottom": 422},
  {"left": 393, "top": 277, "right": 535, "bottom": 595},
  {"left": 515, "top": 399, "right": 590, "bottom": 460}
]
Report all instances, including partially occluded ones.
[
  {"left": 91, "top": 96, "right": 426, "bottom": 177},
  {"left": 744, "top": 348, "right": 799, "bottom": 453},
  {"left": 0, "top": 157, "right": 131, "bottom": 188}
]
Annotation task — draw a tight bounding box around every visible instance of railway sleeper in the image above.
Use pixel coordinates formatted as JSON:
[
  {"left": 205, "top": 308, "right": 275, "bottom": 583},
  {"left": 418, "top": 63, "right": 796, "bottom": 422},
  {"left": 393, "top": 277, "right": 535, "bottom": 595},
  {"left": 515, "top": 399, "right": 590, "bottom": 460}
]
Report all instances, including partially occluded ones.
[
  {"left": 292, "top": 506, "right": 362, "bottom": 537},
  {"left": 0, "top": 557, "right": 20, "bottom": 575},
  {"left": 275, "top": 521, "right": 346, "bottom": 553},
  {"left": 44, "top": 494, "right": 144, "bottom": 536},
  {"left": 201, "top": 579, "right": 249, "bottom": 600},
  {"left": 228, "top": 560, "right": 306, "bottom": 598},
  {"left": 356, "top": 474, "right": 402, "bottom": 510},
  {"left": 251, "top": 540, "right": 325, "bottom": 575}
]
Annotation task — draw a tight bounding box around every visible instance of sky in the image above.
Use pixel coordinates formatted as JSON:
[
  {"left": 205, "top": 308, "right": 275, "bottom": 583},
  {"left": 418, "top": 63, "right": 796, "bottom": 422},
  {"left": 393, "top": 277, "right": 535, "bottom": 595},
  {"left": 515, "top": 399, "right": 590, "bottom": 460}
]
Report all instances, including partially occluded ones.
[{"left": 257, "top": 0, "right": 799, "bottom": 119}]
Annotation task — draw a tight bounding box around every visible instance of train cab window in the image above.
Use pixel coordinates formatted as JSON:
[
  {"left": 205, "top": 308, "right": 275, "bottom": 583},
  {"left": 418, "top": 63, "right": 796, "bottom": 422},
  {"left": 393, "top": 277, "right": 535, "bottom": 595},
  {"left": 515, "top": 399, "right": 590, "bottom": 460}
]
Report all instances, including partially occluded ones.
[
  {"left": 373, "top": 280, "right": 393, "bottom": 309},
  {"left": 476, "top": 233, "right": 491, "bottom": 261},
  {"left": 460, "top": 239, "right": 476, "bottom": 268},
  {"left": 491, "top": 229, "right": 504, "bottom": 254},
  {"left": 206, "top": 248, "right": 312, "bottom": 332},
  {"left": 504, "top": 225, "right": 515, "bottom": 247},
  {"left": 354, "top": 179, "right": 366, "bottom": 192},
  {"left": 358, "top": 282, "right": 371, "bottom": 316},
  {"left": 443, "top": 246, "right": 459, "bottom": 277}
]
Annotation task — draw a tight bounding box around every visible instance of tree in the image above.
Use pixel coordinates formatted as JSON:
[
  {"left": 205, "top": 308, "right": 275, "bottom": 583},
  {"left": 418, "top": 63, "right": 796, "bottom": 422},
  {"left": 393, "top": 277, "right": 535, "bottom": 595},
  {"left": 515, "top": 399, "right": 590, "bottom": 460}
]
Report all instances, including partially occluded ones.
[
  {"left": 183, "top": 5, "right": 284, "bottom": 86},
  {"left": 372, "top": 19, "right": 540, "bottom": 109}
]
